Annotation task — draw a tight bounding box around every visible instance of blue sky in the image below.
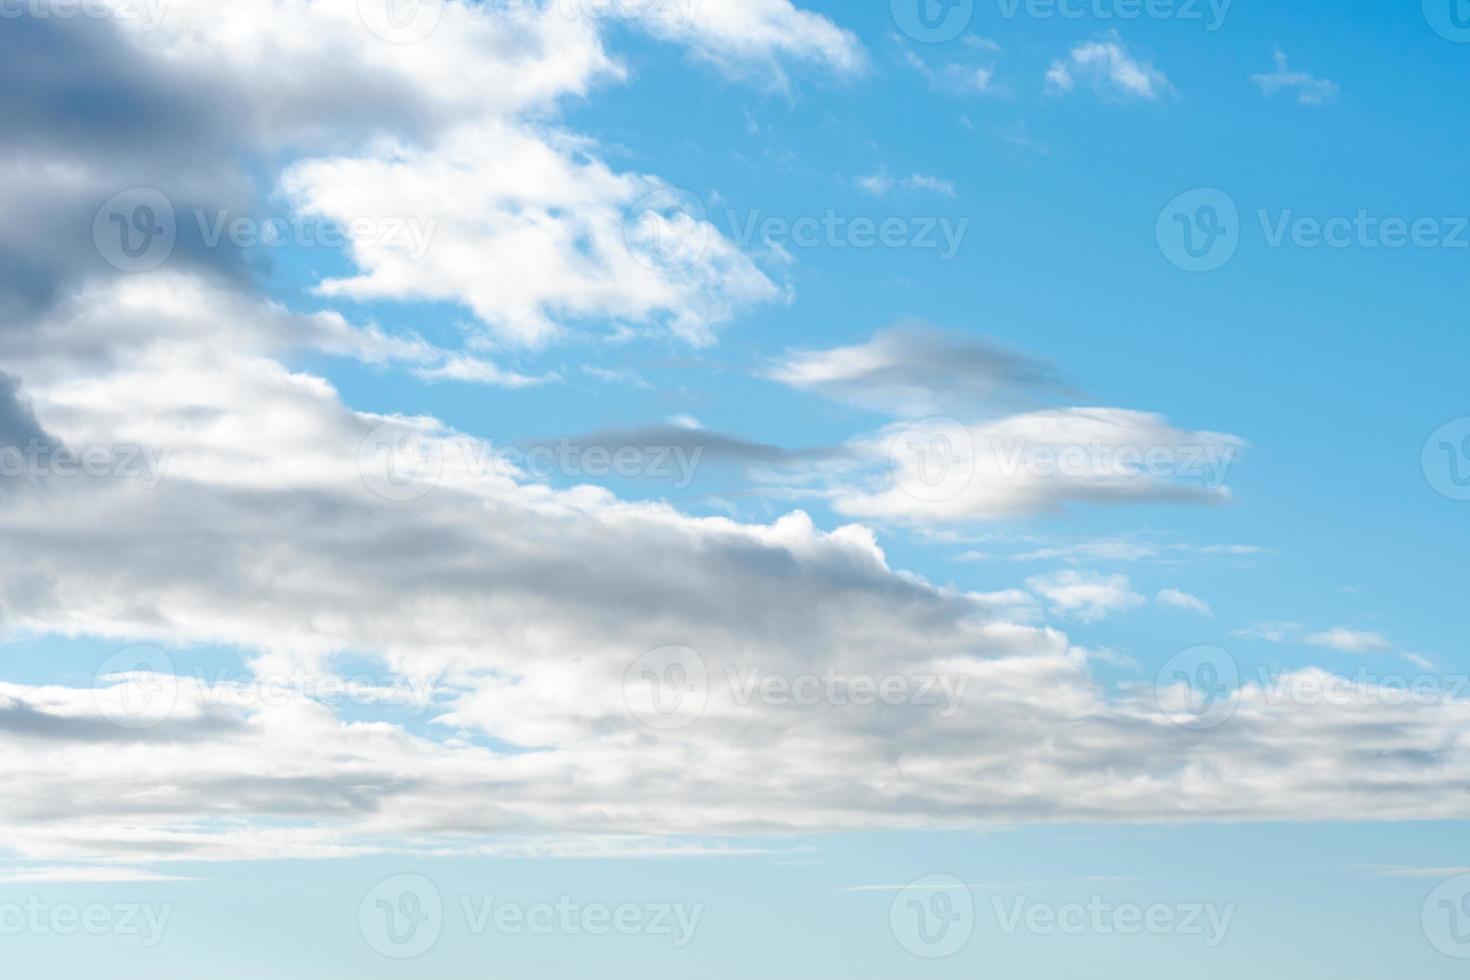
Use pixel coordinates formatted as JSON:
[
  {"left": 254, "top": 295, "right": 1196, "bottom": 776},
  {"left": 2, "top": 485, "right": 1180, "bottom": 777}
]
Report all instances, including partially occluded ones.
[{"left": 1, "top": 0, "right": 1469, "bottom": 976}]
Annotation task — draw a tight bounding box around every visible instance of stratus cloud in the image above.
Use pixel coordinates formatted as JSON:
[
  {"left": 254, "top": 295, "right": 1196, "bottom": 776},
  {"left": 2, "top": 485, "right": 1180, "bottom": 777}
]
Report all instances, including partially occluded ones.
[
  {"left": 769, "top": 324, "right": 1069, "bottom": 415},
  {"left": 1252, "top": 50, "right": 1339, "bottom": 105},
  {"left": 1046, "top": 36, "right": 1173, "bottom": 101}
]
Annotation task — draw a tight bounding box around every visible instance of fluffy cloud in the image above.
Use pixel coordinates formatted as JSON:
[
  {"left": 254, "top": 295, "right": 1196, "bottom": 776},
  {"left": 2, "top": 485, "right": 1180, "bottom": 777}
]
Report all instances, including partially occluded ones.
[
  {"left": 1027, "top": 571, "right": 1146, "bottom": 622},
  {"left": 1046, "top": 36, "right": 1173, "bottom": 101}
]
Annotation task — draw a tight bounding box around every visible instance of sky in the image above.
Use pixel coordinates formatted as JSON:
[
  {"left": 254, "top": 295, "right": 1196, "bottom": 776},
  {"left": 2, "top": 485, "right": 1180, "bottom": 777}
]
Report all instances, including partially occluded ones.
[{"left": 1, "top": 0, "right": 1469, "bottom": 976}]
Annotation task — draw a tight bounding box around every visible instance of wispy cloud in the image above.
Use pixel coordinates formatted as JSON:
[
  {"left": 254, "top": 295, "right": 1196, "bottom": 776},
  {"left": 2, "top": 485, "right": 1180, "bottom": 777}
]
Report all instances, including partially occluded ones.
[{"left": 1252, "top": 50, "right": 1339, "bottom": 105}]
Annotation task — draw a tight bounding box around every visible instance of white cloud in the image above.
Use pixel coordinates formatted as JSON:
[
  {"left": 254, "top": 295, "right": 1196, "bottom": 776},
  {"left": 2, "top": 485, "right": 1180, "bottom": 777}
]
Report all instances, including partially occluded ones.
[
  {"left": 828, "top": 409, "right": 1243, "bottom": 524},
  {"left": 1027, "top": 571, "right": 1145, "bottom": 622},
  {"left": 1157, "top": 588, "right": 1212, "bottom": 616},
  {"left": 1252, "top": 50, "right": 1339, "bottom": 105},
  {"left": 1305, "top": 628, "right": 1393, "bottom": 654},
  {"left": 1046, "top": 36, "right": 1173, "bottom": 102},
  {"left": 857, "top": 173, "right": 958, "bottom": 197}
]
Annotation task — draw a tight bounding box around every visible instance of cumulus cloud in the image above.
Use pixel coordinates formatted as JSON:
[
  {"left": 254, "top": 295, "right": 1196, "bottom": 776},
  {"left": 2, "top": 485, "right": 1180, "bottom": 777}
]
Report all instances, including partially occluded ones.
[{"left": 1046, "top": 36, "right": 1173, "bottom": 101}]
